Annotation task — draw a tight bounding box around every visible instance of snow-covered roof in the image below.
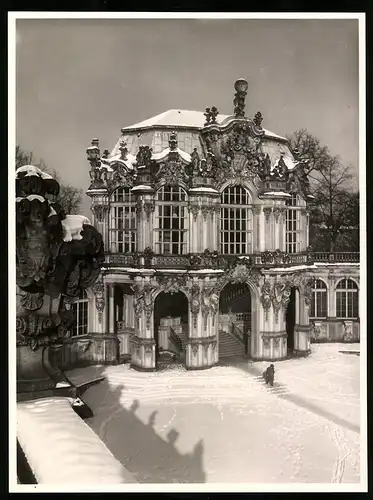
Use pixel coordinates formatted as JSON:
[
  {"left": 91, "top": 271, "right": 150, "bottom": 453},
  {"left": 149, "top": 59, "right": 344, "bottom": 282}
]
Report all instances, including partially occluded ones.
[
  {"left": 105, "top": 152, "right": 137, "bottom": 170},
  {"left": 151, "top": 147, "right": 191, "bottom": 163},
  {"left": 122, "top": 109, "right": 287, "bottom": 141}
]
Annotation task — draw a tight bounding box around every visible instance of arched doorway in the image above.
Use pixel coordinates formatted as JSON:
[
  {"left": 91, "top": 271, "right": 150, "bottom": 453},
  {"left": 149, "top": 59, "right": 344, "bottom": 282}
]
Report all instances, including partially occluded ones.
[
  {"left": 218, "top": 283, "right": 251, "bottom": 358},
  {"left": 286, "top": 287, "right": 297, "bottom": 354},
  {"left": 153, "top": 291, "right": 189, "bottom": 368}
]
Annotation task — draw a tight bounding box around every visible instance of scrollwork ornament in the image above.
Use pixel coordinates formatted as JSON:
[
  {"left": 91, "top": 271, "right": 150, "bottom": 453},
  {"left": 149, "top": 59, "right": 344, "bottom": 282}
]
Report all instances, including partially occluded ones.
[
  {"left": 263, "top": 207, "right": 272, "bottom": 222},
  {"left": 260, "top": 280, "right": 272, "bottom": 320},
  {"left": 189, "top": 204, "right": 200, "bottom": 222},
  {"left": 190, "top": 284, "right": 201, "bottom": 328}
]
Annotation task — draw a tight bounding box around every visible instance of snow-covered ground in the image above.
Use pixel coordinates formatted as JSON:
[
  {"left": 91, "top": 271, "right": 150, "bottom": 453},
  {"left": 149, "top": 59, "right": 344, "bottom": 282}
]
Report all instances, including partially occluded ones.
[{"left": 68, "top": 343, "right": 360, "bottom": 484}]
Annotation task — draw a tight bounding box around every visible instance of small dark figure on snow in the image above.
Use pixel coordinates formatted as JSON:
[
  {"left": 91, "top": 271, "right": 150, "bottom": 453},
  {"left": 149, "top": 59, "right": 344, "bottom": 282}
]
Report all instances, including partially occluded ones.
[{"left": 263, "top": 364, "right": 275, "bottom": 387}]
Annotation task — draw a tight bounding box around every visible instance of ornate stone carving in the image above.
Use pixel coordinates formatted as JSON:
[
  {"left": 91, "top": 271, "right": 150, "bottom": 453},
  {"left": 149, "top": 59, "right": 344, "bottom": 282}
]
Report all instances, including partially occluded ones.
[
  {"left": 204, "top": 106, "right": 219, "bottom": 126},
  {"left": 306, "top": 245, "right": 314, "bottom": 265},
  {"left": 156, "top": 274, "right": 188, "bottom": 295},
  {"left": 135, "top": 145, "right": 153, "bottom": 167},
  {"left": 93, "top": 275, "right": 106, "bottom": 323},
  {"left": 260, "top": 280, "right": 272, "bottom": 320},
  {"left": 253, "top": 111, "right": 263, "bottom": 128},
  {"left": 342, "top": 321, "right": 354, "bottom": 342},
  {"left": 16, "top": 165, "right": 105, "bottom": 355},
  {"left": 262, "top": 336, "right": 271, "bottom": 348},
  {"left": 303, "top": 277, "right": 315, "bottom": 308},
  {"left": 271, "top": 282, "right": 286, "bottom": 322},
  {"left": 283, "top": 336, "right": 287, "bottom": 347},
  {"left": 252, "top": 204, "right": 261, "bottom": 215},
  {"left": 190, "top": 284, "right": 201, "bottom": 328},
  {"left": 272, "top": 206, "right": 282, "bottom": 223},
  {"left": 19, "top": 291, "right": 44, "bottom": 311},
  {"left": 144, "top": 201, "right": 155, "bottom": 220},
  {"left": 233, "top": 78, "right": 248, "bottom": 118},
  {"left": 263, "top": 207, "right": 272, "bottom": 222},
  {"left": 143, "top": 247, "right": 154, "bottom": 267},
  {"left": 203, "top": 343, "right": 209, "bottom": 356},
  {"left": 189, "top": 203, "right": 200, "bottom": 221},
  {"left": 77, "top": 339, "right": 91, "bottom": 355},
  {"left": 92, "top": 204, "right": 109, "bottom": 223},
  {"left": 261, "top": 249, "right": 290, "bottom": 266},
  {"left": 273, "top": 338, "right": 280, "bottom": 348},
  {"left": 192, "top": 344, "right": 199, "bottom": 355}
]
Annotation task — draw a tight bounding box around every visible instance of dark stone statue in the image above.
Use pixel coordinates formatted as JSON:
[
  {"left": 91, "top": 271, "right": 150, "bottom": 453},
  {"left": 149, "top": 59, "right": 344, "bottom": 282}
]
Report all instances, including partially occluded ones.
[{"left": 15, "top": 165, "right": 105, "bottom": 414}]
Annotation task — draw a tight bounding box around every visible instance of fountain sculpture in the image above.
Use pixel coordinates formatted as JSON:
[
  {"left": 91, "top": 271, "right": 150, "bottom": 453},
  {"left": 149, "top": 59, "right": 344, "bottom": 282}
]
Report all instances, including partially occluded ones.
[{"left": 16, "top": 165, "right": 105, "bottom": 416}]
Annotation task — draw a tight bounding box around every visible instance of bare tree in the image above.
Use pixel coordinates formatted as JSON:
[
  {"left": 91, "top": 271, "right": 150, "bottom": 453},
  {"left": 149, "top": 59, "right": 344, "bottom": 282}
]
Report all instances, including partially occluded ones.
[
  {"left": 287, "top": 131, "right": 359, "bottom": 252},
  {"left": 16, "top": 145, "right": 83, "bottom": 215}
]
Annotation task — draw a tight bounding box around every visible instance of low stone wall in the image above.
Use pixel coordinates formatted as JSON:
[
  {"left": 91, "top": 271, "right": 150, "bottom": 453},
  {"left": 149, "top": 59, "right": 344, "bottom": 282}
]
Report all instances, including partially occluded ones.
[
  {"left": 17, "top": 397, "right": 137, "bottom": 484},
  {"left": 310, "top": 319, "right": 360, "bottom": 343},
  {"left": 49, "top": 334, "right": 120, "bottom": 371}
]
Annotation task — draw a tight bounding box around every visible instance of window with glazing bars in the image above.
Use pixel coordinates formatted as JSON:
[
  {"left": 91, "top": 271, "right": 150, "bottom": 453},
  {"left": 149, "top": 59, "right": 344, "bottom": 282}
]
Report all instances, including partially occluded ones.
[
  {"left": 336, "top": 279, "right": 359, "bottom": 318},
  {"left": 109, "top": 187, "right": 137, "bottom": 253},
  {"left": 310, "top": 279, "right": 328, "bottom": 318},
  {"left": 71, "top": 290, "right": 88, "bottom": 337},
  {"left": 285, "top": 194, "right": 301, "bottom": 253},
  {"left": 154, "top": 186, "right": 188, "bottom": 254},
  {"left": 220, "top": 186, "right": 252, "bottom": 255}
]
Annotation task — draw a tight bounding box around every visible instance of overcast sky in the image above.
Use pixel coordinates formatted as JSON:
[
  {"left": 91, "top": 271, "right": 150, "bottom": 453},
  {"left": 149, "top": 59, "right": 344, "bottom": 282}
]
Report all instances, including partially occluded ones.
[{"left": 15, "top": 18, "right": 359, "bottom": 216}]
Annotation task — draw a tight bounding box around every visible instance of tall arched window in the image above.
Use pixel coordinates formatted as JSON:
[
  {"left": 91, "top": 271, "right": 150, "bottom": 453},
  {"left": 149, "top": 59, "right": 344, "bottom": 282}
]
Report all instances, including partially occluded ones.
[
  {"left": 310, "top": 279, "right": 328, "bottom": 318},
  {"left": 336, "top": 279, "right": 359, "bottom": 318},
  {"left": 285, "top": 193, "right": 301, "bottom": 253},
  {"left": 109, "top": 187, "right": 137, "bottom": 253},
  {"left": 71, "top": 290, "right": 88, "bottom": 337},
  {"left": 220, "top": 186, "right": 252, "bottom": 255},
  {"left": 154, "top": 186, "right": 188, "bottom": 254}
]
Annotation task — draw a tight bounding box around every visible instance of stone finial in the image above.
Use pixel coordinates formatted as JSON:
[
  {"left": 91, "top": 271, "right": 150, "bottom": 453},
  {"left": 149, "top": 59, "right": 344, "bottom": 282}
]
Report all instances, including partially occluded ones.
[
  {"left": 169, "top": 131, "right": 178, "bottom": 151},
  {"left": 204, "top": 106, "right": 219, "bottom": 126},
  {"left": 86, "top": 138, "right": 101, "bottom": 164},
  {"left": 254, "top": 111, "right": 263, "bottom": 128},
  {"left": 119, "top": 141, "right": 128, "bottom": 160},
  {"left": 233, "top": 78, "right": 248, "bottom": 118}
]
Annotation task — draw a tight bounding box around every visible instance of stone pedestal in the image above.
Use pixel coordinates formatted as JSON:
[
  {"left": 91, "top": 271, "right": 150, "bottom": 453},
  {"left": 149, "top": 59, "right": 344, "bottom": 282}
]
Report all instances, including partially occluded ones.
[
  {"left": 186, "top": 337, "right": 218, "bottom": 370},
  {"left": 17, "top": 346, "right": 57, "bottom": 394}
]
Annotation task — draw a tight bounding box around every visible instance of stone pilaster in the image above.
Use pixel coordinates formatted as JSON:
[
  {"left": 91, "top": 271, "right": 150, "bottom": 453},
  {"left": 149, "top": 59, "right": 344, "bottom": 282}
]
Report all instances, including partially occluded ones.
[
  {"left": 131, "top": 276, "right": 156, "bottom": 371},
  {"left": 185, "top": 279, "right": 218, "bottom": 369}
]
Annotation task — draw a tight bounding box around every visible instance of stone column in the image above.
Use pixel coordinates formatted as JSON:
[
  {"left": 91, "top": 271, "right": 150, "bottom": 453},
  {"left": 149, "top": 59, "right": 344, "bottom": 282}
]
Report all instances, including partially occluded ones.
[
  {"left": 293, "top": 289, "right": 311, "bottom": 355},
  {"left": 131, "top": 276, "right": 156, "bottom": 371},
  {"left": 108, "top": 284, "right": 115, "bottom": 334},
  {"left": 185, "top": 279, "right": 218, "bottom": 370},
  {"left": 252, "top": 205, "right": 261, "bottom": 253},
  {"left": 263, "top": 207, "right": 273, "bottom": 251},
  {"left": 251, "top": 279, "right": 287, "bottom": 361}
]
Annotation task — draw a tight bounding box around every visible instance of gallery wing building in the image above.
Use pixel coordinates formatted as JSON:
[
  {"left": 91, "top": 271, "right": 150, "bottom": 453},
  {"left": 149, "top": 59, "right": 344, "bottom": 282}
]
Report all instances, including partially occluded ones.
[{"left": 61, "top": 79, "right": 360, "bottom": 371}]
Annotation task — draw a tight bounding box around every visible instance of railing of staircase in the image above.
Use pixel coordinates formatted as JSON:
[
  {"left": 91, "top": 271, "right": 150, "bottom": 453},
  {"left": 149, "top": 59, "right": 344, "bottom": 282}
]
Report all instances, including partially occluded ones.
[
  {"left": 231, "top": 323, "right": 245, "bottom": 346},
  {"left": 169, "top": 327, "right": 183, "bottom": 355}
]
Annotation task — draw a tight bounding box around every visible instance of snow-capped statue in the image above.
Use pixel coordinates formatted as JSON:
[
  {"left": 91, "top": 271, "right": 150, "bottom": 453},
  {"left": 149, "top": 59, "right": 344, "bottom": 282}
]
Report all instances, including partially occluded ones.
[{"left": 16, "top": 165, "right": 105, "bottom": 394}]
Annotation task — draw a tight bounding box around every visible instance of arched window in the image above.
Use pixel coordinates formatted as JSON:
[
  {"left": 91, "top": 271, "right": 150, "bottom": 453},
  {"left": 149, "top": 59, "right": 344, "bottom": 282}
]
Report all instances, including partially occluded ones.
[
  {"left": 71, "top": 290, "right": 88, "bottom": 337},
  {"left": 109, "top": 187, "right": 137, "bottom": 253},
  {"left": 310, "top": 279, "right": 328, "bottom": 318},
  {"left": 336, "top": 279, "right": 359, "bottom": 318},
  {"left": 220, "top": 186, "right": 252, "bottom": 255},
  {"left": 285, "top": 193, "right": 301, "bottom": 253},
  {"left": 154, "top": 186, "right": 188, "bottom": 254}
]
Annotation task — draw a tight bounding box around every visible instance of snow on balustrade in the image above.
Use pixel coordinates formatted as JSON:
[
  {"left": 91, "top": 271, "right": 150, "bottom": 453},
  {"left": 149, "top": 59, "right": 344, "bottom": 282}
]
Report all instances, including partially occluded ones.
[{"left": 17, "top": 397, "right": 137, "bottom": 484}]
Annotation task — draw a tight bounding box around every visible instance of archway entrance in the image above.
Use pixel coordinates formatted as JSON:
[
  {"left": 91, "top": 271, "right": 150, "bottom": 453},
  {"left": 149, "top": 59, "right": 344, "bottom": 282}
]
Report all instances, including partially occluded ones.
[
  {"left": 218, "top": 283, "right": 251, "bottom": 358},
  {"left": 286, "top": 287, "right": 297, "bottom": 354},
  {"left": 153, "top": 291, "right": 188, "bottom": 368}
]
